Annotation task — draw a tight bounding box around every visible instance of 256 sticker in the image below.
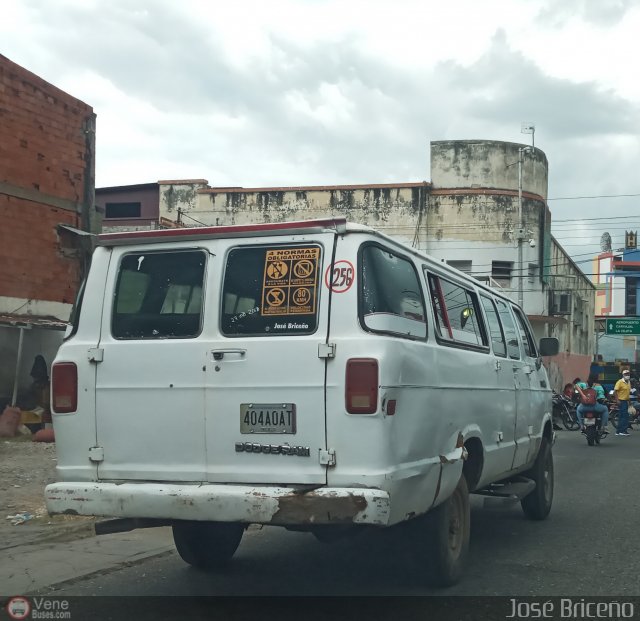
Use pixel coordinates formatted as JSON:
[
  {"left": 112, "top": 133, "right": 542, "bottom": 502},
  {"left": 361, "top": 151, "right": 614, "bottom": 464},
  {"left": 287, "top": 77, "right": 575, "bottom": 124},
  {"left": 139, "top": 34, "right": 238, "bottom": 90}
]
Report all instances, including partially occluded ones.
[{"left": 325, "top": 261, "right": 354, "bottom": 293}]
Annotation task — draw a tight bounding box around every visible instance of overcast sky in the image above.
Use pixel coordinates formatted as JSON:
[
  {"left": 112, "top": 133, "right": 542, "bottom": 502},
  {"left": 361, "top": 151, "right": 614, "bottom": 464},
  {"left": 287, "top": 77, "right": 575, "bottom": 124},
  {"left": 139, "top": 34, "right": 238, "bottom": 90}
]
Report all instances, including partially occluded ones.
[{"left": 3, "top": 0, "right": 640, "bottom": 263}]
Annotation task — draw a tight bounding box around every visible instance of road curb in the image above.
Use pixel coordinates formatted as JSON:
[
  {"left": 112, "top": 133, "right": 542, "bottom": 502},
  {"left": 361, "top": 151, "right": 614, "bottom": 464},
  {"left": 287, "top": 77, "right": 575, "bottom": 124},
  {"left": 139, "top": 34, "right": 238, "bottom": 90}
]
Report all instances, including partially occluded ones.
[{"left": 0, "top": 527, "right": 175, "bottom": 595}]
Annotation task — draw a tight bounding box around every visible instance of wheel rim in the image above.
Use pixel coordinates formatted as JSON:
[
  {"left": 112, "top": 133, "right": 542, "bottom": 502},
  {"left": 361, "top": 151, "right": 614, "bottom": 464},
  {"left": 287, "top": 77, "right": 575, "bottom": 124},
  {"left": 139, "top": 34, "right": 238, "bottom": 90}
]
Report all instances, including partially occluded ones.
[{"left": 447, "top": 489, "right": 464, "bottom": 558}]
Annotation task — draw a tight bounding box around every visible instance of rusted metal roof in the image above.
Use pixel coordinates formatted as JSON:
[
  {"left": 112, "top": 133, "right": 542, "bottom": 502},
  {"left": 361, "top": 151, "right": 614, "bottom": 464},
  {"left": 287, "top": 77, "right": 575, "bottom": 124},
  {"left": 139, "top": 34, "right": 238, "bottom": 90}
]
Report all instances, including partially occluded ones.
[{"left": 0, "top": 313, "right": 68, "bottom": 330}]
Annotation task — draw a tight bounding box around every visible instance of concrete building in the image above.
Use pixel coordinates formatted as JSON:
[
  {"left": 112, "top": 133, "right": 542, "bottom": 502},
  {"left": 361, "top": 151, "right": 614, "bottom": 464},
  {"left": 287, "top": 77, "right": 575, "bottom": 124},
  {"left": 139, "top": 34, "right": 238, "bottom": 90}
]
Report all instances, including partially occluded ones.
[
  {"left": 594, "top": 231, "right": 640, "bottom": 365},
  {"left": 0, "top": 54, "right": 97, "bottom": 407},
  {"left": 96, "top": 140, "right": 595, "bottom": 389}
]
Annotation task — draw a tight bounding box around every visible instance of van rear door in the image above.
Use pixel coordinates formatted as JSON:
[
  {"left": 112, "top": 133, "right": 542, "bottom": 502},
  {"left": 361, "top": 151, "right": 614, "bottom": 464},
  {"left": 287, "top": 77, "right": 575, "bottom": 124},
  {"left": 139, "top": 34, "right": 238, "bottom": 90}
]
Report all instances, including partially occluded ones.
[
  {"left": 94, "top": 246, "right": 209, "bottom": 481},
  {"left": 204, "top": 236, "right": 334, "bottom": 485}
]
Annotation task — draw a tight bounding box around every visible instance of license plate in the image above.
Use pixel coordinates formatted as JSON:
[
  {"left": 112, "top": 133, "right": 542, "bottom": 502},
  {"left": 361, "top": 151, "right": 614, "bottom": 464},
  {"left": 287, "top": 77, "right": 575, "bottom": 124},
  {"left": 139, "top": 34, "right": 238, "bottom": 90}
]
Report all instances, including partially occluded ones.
[
  {"left": 585, "top": 418, "right": 596, "bottom": 426},
  {"left": 240, "top": 403, "right": 296, "bottom": 434}
]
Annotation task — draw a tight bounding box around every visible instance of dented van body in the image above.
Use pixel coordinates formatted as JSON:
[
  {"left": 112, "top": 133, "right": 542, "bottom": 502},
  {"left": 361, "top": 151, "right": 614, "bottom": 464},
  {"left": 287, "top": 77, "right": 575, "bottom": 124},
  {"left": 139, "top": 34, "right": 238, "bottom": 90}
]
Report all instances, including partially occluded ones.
[{"left": 45, "top": 217, "right": 558, "bottom": 585}]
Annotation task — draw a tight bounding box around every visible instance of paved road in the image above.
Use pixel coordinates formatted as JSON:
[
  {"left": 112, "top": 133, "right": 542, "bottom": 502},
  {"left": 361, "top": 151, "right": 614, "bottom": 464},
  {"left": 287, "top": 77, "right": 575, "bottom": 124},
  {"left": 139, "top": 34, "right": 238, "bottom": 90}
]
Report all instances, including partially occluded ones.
[{"left": 34, "top": 428, "right": 640, "bottom": 600}]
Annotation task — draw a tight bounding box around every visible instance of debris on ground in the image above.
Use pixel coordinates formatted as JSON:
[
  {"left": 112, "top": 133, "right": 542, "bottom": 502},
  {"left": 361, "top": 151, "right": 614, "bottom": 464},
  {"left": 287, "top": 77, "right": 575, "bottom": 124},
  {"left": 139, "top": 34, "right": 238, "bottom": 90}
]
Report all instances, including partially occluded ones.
[
  {"left": 0, "top": 406, "right": 21, "bottom": 437},
  {"left": 7, "top": 511, "right": 33, "bottom": 525},
  {"left": 0, "top": 437, "right": 94, "bottom": 548}
]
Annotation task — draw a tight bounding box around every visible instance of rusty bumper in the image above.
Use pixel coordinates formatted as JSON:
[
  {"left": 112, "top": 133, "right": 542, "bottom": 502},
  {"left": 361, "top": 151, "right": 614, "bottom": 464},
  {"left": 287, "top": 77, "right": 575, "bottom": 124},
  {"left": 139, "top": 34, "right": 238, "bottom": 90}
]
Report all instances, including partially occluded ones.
[{"left": 45, "top": 482, "right": 391, "bottom": 526}]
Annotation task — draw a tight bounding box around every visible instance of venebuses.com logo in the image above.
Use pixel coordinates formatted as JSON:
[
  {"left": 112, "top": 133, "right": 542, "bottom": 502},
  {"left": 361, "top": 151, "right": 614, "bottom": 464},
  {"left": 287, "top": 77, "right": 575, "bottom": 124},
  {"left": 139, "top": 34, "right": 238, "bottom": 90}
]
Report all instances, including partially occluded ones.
[
  {"left": 5, "top": 596, "right": 71, "bottom": 620},
  {"left": 6, "top": 597, "right": 30, "bottom": 620}
]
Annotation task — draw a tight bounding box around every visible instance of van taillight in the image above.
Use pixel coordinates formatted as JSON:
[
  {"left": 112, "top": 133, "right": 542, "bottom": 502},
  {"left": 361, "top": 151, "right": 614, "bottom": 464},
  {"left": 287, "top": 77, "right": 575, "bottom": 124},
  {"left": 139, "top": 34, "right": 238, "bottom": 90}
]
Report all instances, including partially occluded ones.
[
  {"left": 52, "top": 362, "right": 78, "bottom": 413},
  {"left": 345, "top": 358, "right": 378, "bottom": 414}
]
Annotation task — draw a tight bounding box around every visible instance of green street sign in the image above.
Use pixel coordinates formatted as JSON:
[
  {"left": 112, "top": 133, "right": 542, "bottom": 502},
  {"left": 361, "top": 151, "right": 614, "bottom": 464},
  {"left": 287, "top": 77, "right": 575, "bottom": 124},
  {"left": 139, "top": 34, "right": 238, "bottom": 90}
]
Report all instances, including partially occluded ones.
[{"left": 605, "top": 318, "right": 640, "bottom": 335}]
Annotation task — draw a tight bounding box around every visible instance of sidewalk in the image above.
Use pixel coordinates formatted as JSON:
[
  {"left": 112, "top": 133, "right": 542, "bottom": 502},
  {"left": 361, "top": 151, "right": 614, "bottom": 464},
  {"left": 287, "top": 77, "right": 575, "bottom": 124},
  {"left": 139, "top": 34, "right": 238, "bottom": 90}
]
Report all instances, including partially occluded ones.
[{"left": 0, "top": 527, "right": 174, "bottom": 595}]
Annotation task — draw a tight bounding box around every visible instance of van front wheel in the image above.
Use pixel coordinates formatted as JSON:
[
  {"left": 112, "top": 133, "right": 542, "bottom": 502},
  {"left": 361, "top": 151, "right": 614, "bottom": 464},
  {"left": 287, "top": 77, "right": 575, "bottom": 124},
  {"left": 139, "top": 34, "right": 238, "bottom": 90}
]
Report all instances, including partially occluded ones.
[
  {"left": 520, "top": 437, "right": 554, "bottom": 520},
  {"left": 172, "top": 521, "right": 244, "bottom": 570}
]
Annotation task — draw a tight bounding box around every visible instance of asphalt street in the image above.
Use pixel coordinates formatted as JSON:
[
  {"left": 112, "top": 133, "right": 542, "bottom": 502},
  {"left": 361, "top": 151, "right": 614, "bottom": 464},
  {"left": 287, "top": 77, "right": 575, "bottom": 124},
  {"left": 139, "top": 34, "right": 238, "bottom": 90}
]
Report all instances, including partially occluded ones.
[{"left": 32, "top": 427, "right": 640, "bottom": 599}]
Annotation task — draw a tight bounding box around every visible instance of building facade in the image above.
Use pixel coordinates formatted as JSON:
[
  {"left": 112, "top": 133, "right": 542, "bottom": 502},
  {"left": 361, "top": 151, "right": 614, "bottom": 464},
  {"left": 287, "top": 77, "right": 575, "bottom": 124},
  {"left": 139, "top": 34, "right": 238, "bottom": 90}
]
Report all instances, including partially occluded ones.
[
  {"left": 0, "top": 54, "right": 97, "bottom": 405},
  {"left": 97, "top": 140, "right": 595, "bottom": 388},
  {"left": 594, "top": 231, "right": 640, "bottom": 365}
]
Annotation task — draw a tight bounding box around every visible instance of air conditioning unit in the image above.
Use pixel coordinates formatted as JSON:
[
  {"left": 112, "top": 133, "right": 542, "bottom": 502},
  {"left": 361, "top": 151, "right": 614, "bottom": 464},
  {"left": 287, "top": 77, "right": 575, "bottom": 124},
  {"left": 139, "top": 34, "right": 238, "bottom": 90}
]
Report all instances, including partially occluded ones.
[{"left": 550, "top": 291, "right": 572, "bottom": 316}]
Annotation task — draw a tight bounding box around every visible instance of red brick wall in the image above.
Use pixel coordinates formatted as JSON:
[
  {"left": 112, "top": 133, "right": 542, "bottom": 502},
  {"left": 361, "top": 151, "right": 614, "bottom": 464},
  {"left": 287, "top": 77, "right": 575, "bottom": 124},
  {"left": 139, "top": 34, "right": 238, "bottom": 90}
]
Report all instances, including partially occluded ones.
[
  {"left": 0, "top": 54, "right": 94, "bottom": 305},
  {"left": 0, "top": 196, "right": 79, "bottom": 304}
]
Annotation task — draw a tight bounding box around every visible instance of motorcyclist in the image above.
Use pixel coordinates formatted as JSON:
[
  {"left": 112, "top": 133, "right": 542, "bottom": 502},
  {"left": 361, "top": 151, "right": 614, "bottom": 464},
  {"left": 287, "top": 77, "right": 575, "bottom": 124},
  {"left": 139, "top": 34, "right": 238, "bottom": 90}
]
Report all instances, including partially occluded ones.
[{"left": 575, "top": 373, "right": 609, "bottom": 434}]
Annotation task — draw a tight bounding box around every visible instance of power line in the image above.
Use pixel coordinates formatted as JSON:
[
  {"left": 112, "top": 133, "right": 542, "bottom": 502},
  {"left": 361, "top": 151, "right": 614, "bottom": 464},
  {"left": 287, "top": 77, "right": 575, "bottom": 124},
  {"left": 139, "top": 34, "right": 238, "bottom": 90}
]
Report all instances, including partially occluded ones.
[{"left": 547, "top": 193, "right": 640, "bottom": 201}]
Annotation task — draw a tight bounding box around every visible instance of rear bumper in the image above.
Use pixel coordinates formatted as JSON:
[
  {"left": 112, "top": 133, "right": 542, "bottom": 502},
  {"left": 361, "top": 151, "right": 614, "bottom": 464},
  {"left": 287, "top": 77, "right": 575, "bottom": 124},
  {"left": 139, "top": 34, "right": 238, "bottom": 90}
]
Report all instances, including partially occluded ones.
[{"left": 45, "top": 482, "right": 391, "bottom": 526}]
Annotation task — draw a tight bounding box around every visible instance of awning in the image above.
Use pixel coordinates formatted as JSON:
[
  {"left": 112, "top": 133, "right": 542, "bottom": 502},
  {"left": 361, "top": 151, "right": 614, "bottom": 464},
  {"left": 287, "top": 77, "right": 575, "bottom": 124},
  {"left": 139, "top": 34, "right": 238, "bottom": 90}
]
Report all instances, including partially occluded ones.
[
  {"left": 0, "top": 313, "right": 68, "bottom": 330},
  {"left": 527, "top": 314, "right": 568, "bottom": 325}
]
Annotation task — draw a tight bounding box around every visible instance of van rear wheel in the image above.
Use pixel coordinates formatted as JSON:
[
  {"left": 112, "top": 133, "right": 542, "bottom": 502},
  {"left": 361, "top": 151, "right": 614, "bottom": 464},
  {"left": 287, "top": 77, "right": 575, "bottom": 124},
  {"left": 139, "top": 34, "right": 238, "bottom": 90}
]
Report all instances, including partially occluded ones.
[
  {"left": 409, "top": 475, "right": 470, "bottom": 587},
  {"left": 172, "top": 521, "right": 244, "bottom": 570}
]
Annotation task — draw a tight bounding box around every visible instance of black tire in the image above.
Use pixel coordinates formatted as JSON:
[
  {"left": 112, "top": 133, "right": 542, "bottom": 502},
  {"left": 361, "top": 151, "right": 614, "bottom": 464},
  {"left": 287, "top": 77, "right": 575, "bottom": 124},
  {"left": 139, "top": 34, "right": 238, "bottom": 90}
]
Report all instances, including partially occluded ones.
[
  {"left": 410, "top": 476, "right": 470, "bottom": 587},
  {"left": 520, "top": 437, "right": 554, "bottom": 520},
  {"left": 561, "top": 404, "right": 580, "bottom": 431},
  {"left": 172, "top": 521, "right": 244, "bottom": 570}
]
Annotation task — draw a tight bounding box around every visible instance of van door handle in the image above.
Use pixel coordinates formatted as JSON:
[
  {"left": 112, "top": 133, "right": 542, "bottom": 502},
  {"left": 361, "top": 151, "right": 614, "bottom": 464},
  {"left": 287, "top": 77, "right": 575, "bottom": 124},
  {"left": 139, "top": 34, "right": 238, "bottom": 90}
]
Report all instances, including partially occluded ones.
[{"left": 211, "top": 349, "right": 246, "bottom": 361}]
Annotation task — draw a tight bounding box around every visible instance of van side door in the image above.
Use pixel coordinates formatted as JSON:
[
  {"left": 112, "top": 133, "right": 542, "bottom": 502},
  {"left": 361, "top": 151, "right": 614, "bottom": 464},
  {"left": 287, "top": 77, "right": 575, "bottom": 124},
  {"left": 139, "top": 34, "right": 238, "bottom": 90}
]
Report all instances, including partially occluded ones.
[
  {"left": 478, "top": 294, "right": 517, "bottom": 478},
  {"left": 511, "top": 305, "right": 547, "bottom": 461},
  {"left": 494, "top": 299, "right": 530, "bottom": 470}
]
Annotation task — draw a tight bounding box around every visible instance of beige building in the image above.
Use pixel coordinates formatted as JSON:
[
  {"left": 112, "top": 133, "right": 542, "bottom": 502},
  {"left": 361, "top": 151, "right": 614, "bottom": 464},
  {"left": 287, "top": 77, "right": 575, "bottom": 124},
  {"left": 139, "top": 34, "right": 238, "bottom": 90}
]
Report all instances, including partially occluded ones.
[{"left": 100, "top": 140, "right": 595, "bottom": 389}]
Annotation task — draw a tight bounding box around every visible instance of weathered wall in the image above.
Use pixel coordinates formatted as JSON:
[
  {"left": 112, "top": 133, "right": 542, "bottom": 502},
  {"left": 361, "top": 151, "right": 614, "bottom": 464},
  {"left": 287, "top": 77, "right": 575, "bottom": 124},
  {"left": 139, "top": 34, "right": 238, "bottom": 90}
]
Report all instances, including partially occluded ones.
[
  {"left": 430, "top": 140, "right": 548, "bottom": 198},
  {"left": 0, "top": 54, "right": 96, "bottom": 313},
  {"left": 158, "top": 183, "right": 429, "bottom": 247},
  {"left": 548, "top": 236, "right": 595, "bottom": 355}
]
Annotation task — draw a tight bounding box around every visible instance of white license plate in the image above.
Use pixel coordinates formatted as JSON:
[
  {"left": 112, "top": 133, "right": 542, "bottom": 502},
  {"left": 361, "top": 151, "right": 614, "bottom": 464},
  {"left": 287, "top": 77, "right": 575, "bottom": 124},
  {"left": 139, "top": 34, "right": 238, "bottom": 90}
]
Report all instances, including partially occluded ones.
[
  {"left": 240, "top": 403, "right": 296, "bottom": 434},
  {"left": 585, "top": 418, "right": 596, "bottom": 426}
]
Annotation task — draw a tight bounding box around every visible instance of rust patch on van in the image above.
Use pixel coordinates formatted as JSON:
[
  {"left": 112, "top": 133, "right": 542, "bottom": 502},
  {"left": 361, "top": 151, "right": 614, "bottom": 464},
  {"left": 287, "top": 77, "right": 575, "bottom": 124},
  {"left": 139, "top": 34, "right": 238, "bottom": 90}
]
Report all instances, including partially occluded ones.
[{"left": 272, "top": 492, "right": 367, "bottom": 525}]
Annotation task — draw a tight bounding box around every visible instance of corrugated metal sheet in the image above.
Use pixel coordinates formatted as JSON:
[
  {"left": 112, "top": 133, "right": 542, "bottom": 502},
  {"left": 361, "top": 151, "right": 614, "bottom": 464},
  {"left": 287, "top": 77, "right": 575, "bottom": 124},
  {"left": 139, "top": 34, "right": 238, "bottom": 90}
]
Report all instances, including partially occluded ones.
[{"left": 0, "top": 313, "right": 67, "bottom": 330}]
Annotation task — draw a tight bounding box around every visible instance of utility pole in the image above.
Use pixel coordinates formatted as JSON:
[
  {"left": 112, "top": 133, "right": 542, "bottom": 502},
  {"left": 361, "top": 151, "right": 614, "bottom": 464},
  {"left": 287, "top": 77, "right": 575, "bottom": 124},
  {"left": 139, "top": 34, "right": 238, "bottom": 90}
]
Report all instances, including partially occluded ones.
[
  {"left": 517, "top": 147, "right": 526, "bottom": 309},
  {"left": 518, "top": 122, "right": 535, "bottom": 309}
]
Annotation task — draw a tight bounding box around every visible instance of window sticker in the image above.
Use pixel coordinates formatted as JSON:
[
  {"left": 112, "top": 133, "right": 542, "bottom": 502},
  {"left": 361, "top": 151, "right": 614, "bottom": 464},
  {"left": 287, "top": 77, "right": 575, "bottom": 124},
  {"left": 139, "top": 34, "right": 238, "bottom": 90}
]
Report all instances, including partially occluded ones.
[
  {"left": 325, "top": 260, "right": 355, "bottom": 293},
  {"left": 262, "top": 247, "right": 320, "bottom": 316}
]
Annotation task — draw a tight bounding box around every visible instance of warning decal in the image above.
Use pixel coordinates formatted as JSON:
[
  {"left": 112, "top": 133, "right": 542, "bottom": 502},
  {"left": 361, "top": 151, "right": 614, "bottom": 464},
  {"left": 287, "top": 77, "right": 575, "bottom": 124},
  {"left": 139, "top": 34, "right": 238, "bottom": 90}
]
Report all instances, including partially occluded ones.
[{"left": 262, "top": 247, "right": 320, "bottom": 316}]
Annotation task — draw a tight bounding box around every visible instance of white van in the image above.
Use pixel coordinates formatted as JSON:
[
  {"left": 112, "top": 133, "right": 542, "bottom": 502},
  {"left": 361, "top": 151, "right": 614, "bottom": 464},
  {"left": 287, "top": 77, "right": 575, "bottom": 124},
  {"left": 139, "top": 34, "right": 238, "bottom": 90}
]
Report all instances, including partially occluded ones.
[{"left": 45, "top": 217, "right": 559, "bottom": 586}]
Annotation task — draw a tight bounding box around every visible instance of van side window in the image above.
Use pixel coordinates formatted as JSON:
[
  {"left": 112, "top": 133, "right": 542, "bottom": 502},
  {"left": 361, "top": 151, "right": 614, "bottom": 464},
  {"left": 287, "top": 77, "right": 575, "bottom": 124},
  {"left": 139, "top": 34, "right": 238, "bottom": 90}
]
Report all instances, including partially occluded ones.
[
  {"left": 480, "top": 296, "right": 507, "bottom": 357},
  {"left": 426, "top": 273, "right": 488, "bottom": 348},
  {"left": 112, "top": 250, "right": 205, "bottom": 339},
  {"left": 359, "top": 245, "right": 426, "bottom": 339},
  {"left": 495, "top": 299, "right": 521, "bottom": 360},
  {"left": 512, "top": 306, "right": 538, "bottom": 358},
  {"left": 222, "top": 245, "right": 321, "bottom": 336}
]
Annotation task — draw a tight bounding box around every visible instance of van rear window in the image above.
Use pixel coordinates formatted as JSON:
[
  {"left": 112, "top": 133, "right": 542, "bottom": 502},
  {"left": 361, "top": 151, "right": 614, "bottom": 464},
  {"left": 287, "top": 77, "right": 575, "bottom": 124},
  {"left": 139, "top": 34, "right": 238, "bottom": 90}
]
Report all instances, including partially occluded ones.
[
  {"left": 112, "top": 250, "right": 205, "bottom": 339},
  {"left": 221, "top": 245, "right": 321, "bottom": 336}
]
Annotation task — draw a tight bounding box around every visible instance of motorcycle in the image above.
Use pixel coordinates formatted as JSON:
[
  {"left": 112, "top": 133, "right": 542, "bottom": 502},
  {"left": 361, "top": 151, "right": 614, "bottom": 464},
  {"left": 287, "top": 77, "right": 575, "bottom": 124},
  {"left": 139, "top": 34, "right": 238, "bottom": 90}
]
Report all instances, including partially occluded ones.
[
  {"left": 552, "top": 390, "right": 580, "bottom": 431},
  {"left": 582, "top": 406, "right": 606, "bottom": 446}
]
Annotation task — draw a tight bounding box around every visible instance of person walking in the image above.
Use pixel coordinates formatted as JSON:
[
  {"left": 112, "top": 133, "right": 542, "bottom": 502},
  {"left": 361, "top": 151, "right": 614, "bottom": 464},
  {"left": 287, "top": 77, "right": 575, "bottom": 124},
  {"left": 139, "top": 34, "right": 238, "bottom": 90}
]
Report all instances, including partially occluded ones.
[{"left": 614, "top": 369, "right": 632, "bottom": 436}]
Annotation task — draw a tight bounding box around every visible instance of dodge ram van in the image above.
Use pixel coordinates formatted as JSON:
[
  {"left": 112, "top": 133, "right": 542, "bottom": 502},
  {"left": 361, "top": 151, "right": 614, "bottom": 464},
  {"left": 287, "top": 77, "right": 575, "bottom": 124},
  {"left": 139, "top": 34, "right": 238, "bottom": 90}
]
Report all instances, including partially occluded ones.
[{"left": 46, "top": 217, "right": 559, "bottom": 586}]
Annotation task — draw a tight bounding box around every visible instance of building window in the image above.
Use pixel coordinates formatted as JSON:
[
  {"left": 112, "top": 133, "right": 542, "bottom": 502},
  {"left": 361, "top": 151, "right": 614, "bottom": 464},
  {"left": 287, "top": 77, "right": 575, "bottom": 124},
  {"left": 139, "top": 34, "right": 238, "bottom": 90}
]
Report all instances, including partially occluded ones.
[
  {"left": 491, "top": 261, "right": 513, "bottom": 288},
  {"left": 447, "top": 260, "right": 472, "bottom": 274},
  {"left": 550, "top": 291, "right": 572, "bottom": 315},
  {"left": 528, "top": 263, "right": 538, "bottom": 283},
  {"left": 105, "top": 202, "right": 142, "bottom": 219}
]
